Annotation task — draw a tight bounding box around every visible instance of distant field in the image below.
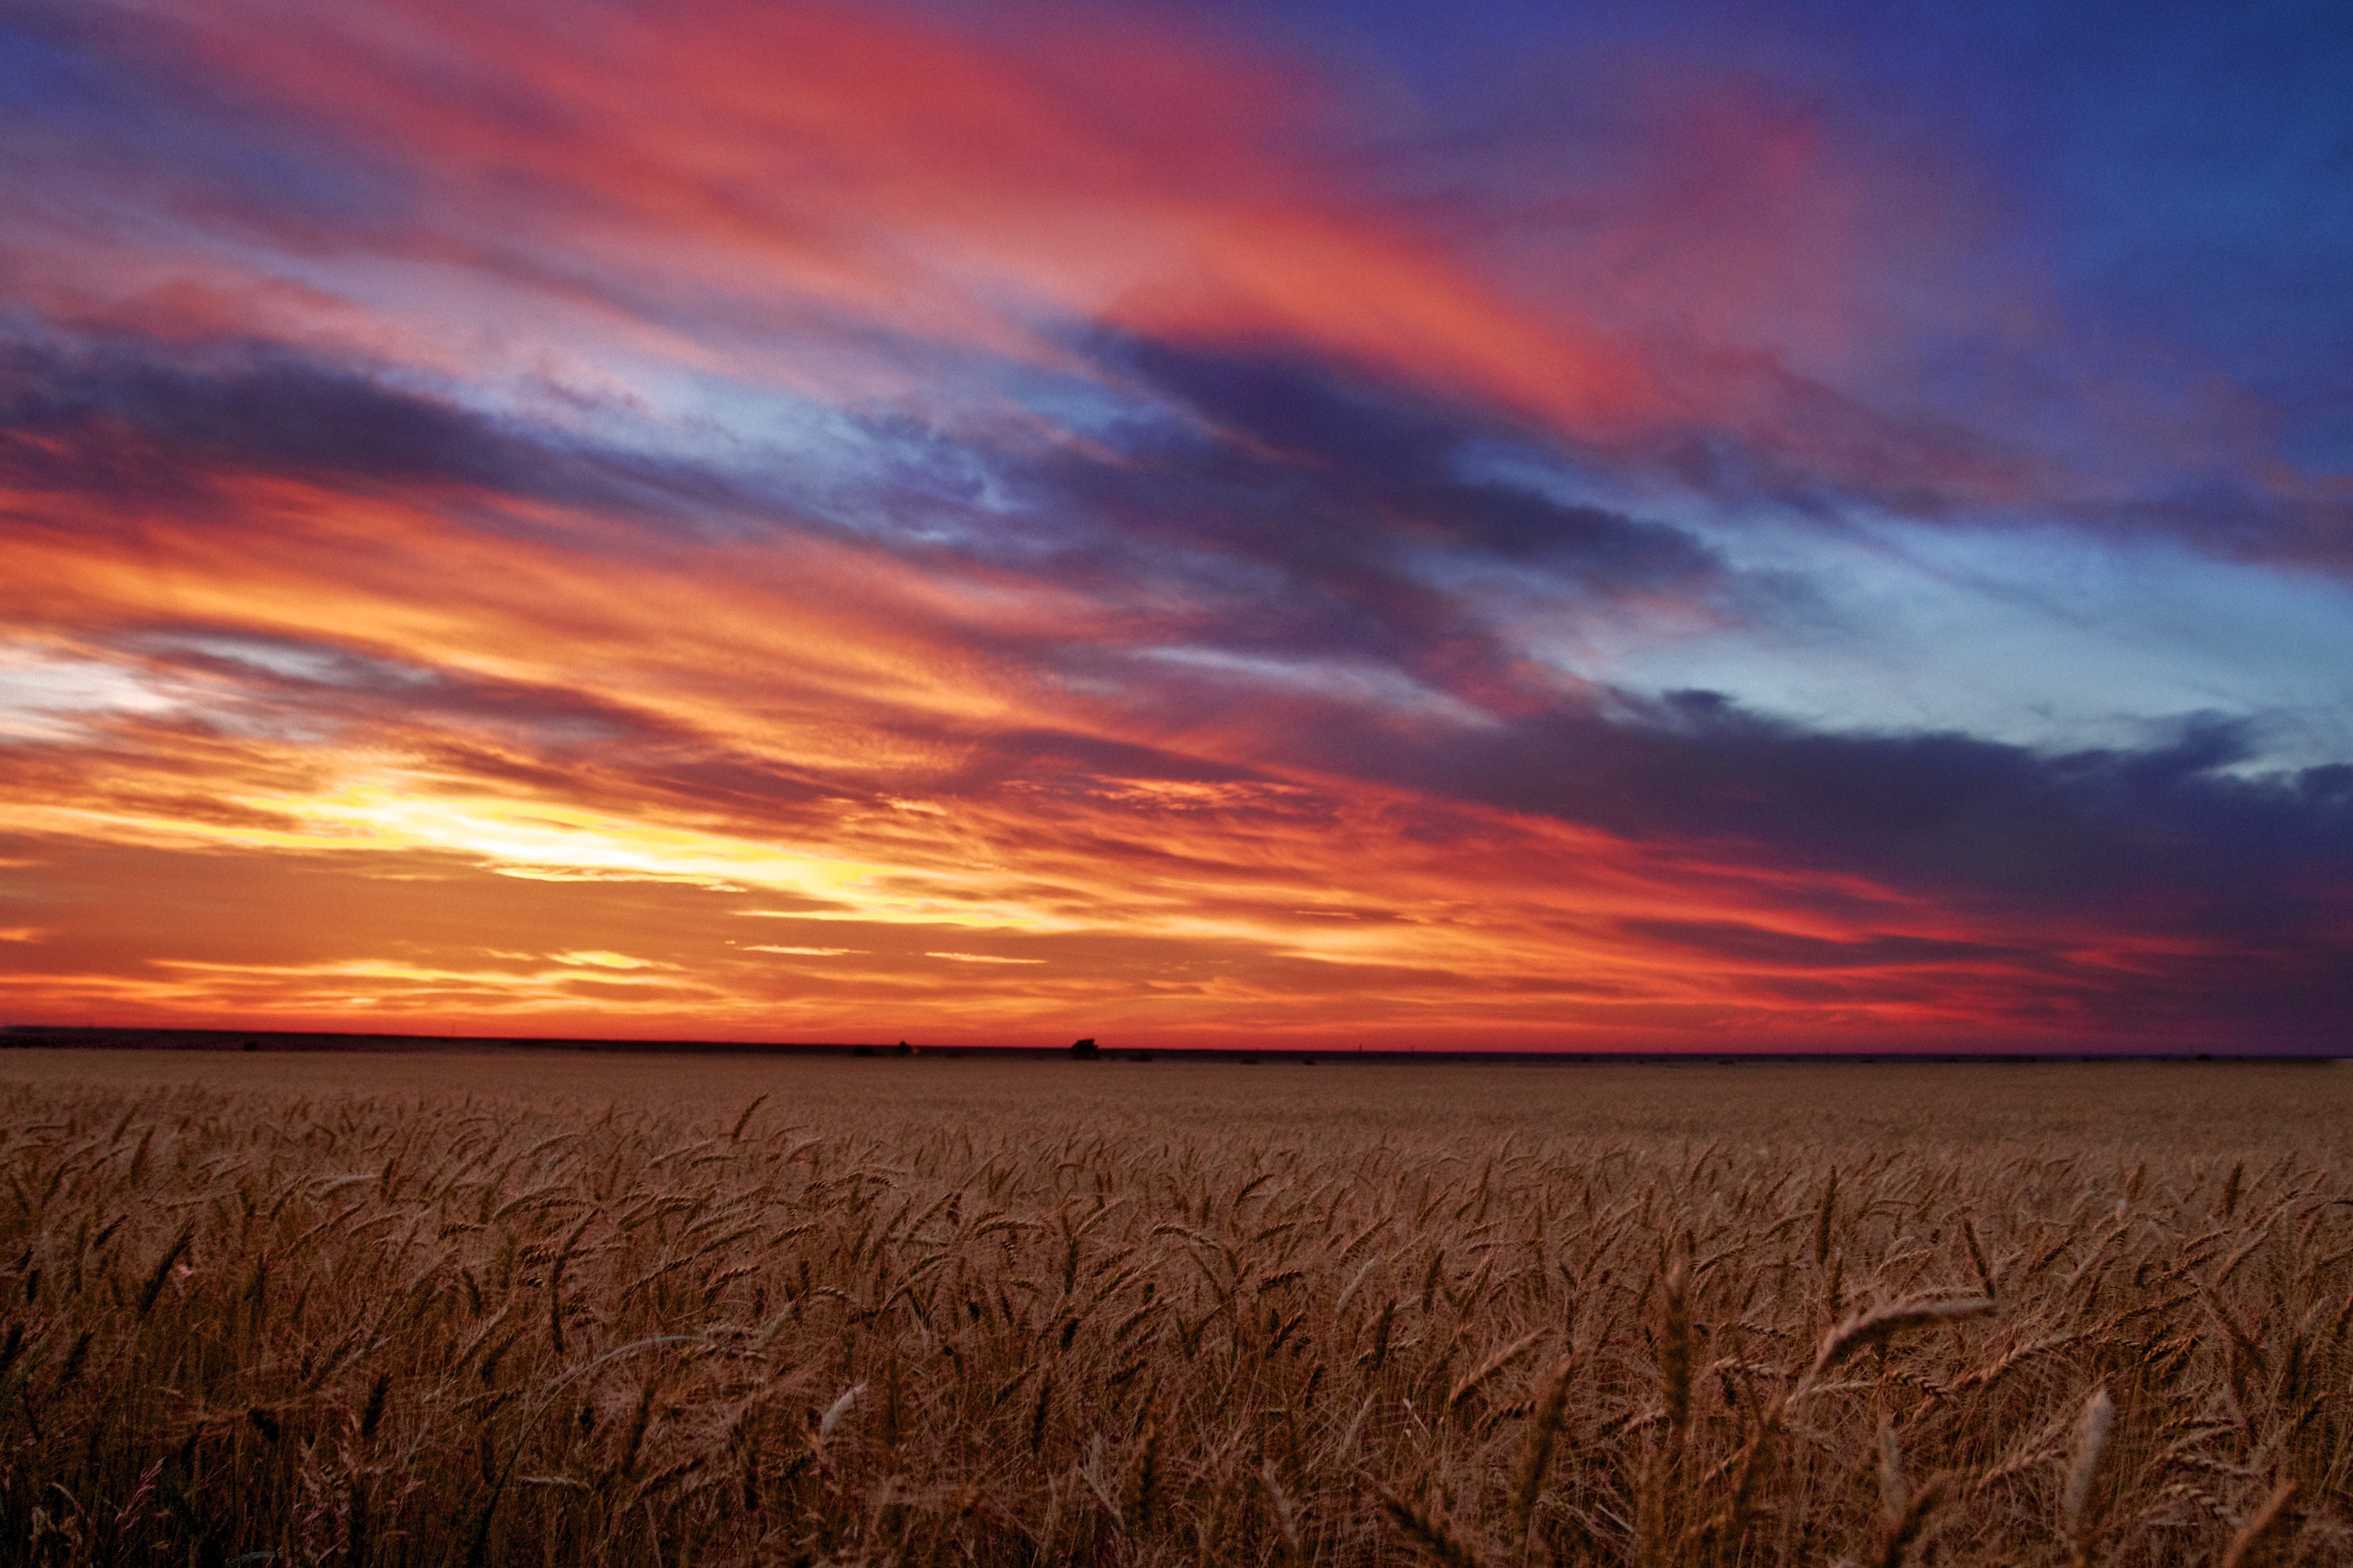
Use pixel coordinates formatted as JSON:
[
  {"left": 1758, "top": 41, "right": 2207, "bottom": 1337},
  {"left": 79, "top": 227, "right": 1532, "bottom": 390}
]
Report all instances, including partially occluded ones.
[
  {"left": 3, "top": 1050, "right": 2346, "bottom": 1564},
  {"left": 9, "top": 1048, "right": 2349, "bottom": 1149}
]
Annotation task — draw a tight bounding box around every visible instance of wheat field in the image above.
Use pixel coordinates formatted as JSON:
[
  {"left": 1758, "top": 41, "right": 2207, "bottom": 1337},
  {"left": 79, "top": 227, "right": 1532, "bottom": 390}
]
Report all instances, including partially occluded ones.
[{"left": 2, "top": 1049, "right": 2347, "bottom": 1565}]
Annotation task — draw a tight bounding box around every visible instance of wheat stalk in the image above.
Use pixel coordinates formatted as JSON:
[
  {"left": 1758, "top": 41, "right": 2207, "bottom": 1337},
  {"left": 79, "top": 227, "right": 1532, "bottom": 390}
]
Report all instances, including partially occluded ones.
[
  {"left": 1374, "top": 1480, "right": 1487, "bottom": 1568},
  {"left": 2219, "top": 1480, "right": 2295, "bottom": 1568},
  {"left": 1876, "top": 1472, "right": 1948, "bottom": 1568}
]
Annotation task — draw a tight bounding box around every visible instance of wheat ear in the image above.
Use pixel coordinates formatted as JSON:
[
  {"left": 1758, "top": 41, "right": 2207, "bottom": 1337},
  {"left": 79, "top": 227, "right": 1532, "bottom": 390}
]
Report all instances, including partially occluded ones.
[
  {"left": 1806, "top": 1294, "right": 1993, "bottom": 1387},
  {"left": 2061, "top": 1387, "right": 2112, "bottom": 1564},
  {"left": 1510, "top": 1355, "right": 1574, "bottom": 1555}
]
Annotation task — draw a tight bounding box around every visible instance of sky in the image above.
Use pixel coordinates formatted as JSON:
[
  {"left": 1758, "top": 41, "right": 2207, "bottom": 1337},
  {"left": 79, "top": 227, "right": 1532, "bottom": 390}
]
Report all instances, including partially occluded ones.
[{"left": 2, "top": 0, "right": 2349, "bottom": 1052}]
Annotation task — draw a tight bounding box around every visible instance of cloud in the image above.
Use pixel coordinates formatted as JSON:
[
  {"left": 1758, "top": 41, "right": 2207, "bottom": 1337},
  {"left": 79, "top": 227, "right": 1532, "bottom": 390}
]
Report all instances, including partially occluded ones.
[
  {"left": 1280, "top": 691, "right": 2353, "bottom": 912},
  {"left": 4, "top": 0, "right": 2112, "bottom": 525},
  {"left": 3, "top": 0, "right": 2349, "bottom": 1048},
  {"left": 1615, "top": 919, "right": 2030, "bottom": 972},
  {"left": 4, "top": 331, "right": 2347, "bottom": 1046},
  {"left": 0, "top": 332, "right": 765, "bottom": 531}
]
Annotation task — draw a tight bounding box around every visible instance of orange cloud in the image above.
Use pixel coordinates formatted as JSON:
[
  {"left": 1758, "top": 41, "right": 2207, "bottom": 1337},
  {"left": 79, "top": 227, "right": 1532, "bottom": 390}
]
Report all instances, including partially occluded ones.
[{"left": 1, "top": 421, "right": 2114, "bottom": 1046}]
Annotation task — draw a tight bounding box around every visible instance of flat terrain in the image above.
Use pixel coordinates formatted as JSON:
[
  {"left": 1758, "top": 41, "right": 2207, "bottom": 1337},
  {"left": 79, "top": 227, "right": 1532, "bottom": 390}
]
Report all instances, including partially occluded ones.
[
  {"left": 3, "top": 1050, "right": 2346, "bottom": 1565},
  {"left": 7, "top": 1047, "right": 2347, "bottom": 1151}
]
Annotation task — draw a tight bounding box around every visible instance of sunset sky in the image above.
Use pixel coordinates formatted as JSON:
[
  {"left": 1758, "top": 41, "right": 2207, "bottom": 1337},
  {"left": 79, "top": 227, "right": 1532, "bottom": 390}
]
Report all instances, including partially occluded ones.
[{"left": 4, "top": 0, "right": 2349, "bottom": 1051}]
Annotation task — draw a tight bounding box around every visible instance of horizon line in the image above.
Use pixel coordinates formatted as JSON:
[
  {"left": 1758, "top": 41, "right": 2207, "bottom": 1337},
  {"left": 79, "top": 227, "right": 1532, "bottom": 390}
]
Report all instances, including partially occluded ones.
[{"left": 4, "top": 1025, "right": 2340, "bottom": 1065}]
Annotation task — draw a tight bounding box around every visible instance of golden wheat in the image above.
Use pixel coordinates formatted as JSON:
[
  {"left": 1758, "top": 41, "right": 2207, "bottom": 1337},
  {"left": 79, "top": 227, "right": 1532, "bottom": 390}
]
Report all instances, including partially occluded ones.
[{"left": 0, "top": 1066, "right": 2345, "bottom": 1564}]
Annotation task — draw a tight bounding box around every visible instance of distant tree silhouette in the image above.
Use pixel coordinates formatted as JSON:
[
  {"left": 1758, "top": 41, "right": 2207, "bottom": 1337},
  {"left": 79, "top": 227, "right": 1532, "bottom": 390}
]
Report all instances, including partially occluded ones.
[{"left": 1069, "top": 1038, "right": 1098, "bottom": 1060}]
